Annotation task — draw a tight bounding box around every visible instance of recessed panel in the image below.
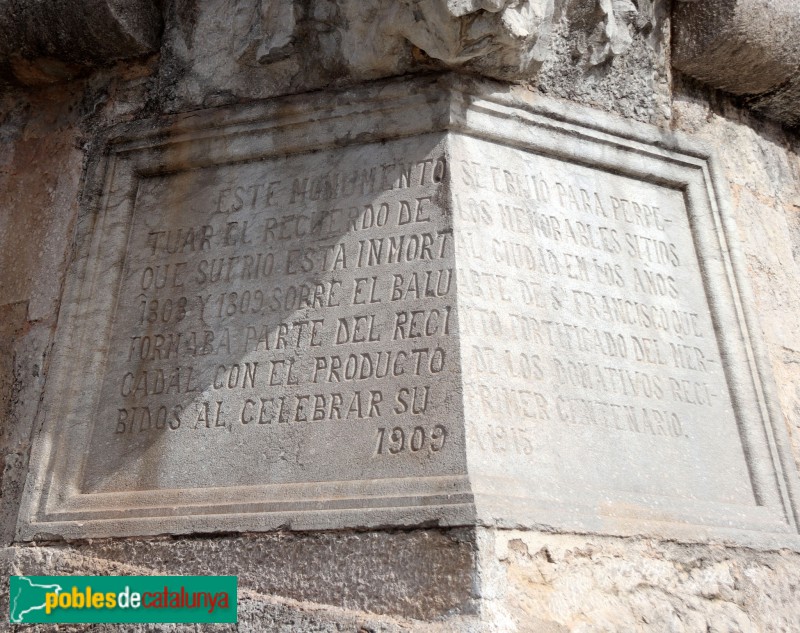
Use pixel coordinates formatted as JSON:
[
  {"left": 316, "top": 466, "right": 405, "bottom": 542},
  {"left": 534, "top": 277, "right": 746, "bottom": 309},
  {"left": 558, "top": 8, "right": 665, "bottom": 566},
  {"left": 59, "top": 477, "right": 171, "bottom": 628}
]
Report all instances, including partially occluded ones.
[
  {"left": 82, "top": 137, "right": 462, "bottom": 494},
  {"left": 455, "top": 134, "right": 754, "bottom": 508}
]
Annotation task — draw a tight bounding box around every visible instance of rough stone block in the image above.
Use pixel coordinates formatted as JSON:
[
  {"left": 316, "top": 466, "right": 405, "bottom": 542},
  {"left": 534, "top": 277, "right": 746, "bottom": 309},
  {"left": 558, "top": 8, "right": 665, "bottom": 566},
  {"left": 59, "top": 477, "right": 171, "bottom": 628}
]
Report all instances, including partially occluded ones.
[
  {"left": 672, "top": 0, "right": 800, "bottom": 126},
  {"left": 3, "top": 529, "right": 481, "bottom": 621},
  {"left": 0, "top": 0, "right": 162, "bottom": 84},
  {"left": 673, "top": 0, "right": 800, "bottom": 95},
  {"left": 16, "top": 76, "right": 800, "bottom": 548},
  {"left": 157, "top": 0, "right": 653, "bottom": 114},
  {"left": 0, "top": 138, "right": 82, "bottom": 321}
]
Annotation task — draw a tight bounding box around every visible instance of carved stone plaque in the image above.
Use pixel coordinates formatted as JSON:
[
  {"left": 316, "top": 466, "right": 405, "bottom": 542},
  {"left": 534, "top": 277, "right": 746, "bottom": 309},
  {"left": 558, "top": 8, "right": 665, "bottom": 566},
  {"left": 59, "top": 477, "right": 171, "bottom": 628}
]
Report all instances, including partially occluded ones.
[
  {"left": 85, "top": 137, "right": 459, "bottom": 495},
  {"left": 18, "top": 77, "right": 800, "bottom": 545},
  {"left": 456, "top": 134, "right": 765, "bottom": 523}
]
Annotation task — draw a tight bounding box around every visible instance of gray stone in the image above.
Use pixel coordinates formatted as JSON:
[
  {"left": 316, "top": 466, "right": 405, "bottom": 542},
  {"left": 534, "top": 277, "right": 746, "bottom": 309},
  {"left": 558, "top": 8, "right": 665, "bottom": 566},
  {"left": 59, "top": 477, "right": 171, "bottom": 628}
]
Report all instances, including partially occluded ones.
[
  {"left": 0, "top": 0, "right": 162, "bottom": 84},
  {"left": 388, "top": 0, "right": 559, "bottom": 78},
  {"left": 485, "top": 529, "right": 800, "bottom": 632},
  {"left": 0, "top": 89, "right": 84, "bottom": 321},
  {"left": 156, "top": 0, "right": 656, "bottom": 114},
  {"left": 534, "top": 0, "right": 670, "bottom": 125},
  {"left": 672, "top": 0, "right": 800, "bottom": 126},
  {"left": 16, "top": 76, "right": 800, "bottom": 547},
  {"left": 0, "top": 320, "right": 53, "bottom": 547},
  {"left": 0, "top": 0, "right": 800, "bottom": 630},
  {"left": 3, "top": 529, "right": 481, "bottom": 621},
  {"left": 670, "top": 81, "right": 800, "bottom": 477},
  {"left": 4, "top": 528, "right": 800, "bottom": 631}
]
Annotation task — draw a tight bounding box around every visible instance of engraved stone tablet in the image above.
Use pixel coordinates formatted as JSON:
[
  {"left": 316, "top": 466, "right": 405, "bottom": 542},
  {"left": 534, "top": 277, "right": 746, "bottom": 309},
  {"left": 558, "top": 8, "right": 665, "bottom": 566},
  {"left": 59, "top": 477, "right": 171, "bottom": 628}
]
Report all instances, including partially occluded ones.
[
  {"left": 85, "top": 137, "right": 459, "bottom": 495},
  {"left": 18, "top": 77, "right": 800, "bottom": 545}
]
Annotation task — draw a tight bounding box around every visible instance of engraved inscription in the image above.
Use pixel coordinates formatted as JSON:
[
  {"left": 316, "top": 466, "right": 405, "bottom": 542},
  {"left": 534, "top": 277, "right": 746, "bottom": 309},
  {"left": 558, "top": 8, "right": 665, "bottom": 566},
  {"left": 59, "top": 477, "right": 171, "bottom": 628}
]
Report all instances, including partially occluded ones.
[
  {"left": 22, "top": 86, "right": 798, "bottom": 543},
  {"left": 84, "top": 139, "right": 461, "bottom": 493},
  {"left": 453, "top": 135, "right": 754, "bottom": 504}
]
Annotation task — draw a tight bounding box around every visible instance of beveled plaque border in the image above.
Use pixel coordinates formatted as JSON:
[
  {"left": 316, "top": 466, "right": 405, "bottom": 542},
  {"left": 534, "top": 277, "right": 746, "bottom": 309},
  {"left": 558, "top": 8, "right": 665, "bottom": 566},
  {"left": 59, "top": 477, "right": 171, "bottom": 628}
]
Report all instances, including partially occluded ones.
[
  {"left": 447, "top": 87, "right": 800, "bottom": 549},
  {"left": 16, "top": 75, "right": 800, "bottom": 547}
]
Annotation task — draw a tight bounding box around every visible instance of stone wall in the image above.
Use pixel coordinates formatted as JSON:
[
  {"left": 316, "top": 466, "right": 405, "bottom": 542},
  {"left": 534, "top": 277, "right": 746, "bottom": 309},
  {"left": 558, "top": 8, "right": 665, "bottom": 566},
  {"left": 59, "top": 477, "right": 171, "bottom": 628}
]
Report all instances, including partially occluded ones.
[
  {"left": 1, "top": 1, "right": 799, "bottom": 631},
  {"left": 670, "top": 78, "right": 800, "bottom": 477}
]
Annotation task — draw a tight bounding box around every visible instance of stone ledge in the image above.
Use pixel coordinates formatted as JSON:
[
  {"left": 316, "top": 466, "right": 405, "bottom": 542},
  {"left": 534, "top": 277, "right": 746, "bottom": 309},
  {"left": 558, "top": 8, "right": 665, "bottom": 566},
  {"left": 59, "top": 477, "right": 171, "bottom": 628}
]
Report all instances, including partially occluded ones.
[
  {"left": 0, "top": 0, "right": 162, "bottom": 84},
  {"left": 672, "top": 0, "right": 800, "bottom": 126}
]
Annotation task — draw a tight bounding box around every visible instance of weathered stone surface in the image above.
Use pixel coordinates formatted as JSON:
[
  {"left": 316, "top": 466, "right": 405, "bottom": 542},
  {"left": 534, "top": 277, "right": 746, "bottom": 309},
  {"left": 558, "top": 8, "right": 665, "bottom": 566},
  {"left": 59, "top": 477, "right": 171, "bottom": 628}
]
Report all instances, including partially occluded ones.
[
  {"left": 0, "top": 302, "right": 31, "bottom": 544},
  {"left": 0, "top": 320, "right": 54, "bottom": 548},
  {"left": 673, "top": 0, "right": 800, "bottom": 96},
  {"left": 2, "top": 530, "right": 480, "bottom": 622},
  {"left": 0, "top": 91, "right": 83, "bottom": 321},
  {"left": 19, "top": 78, "right": 473, "bottom": 540},
  {"left": 447, "top": 81, "right": 799, "bottom": 547},
  {"left": 156, "top": 0, "right": 659, "bottom": 116},
  {"left": 80, "top": 141, "right": 460, "bottom": 502},
  {"left": 0, "top": 60, "right": 164, "bottom": 556},
  {"left": 1, "top": 1, "right": 800, "bottom": 630},
  {"left": 1, "top": 529, "right": 490, "bottom": 631},
  {"left": 4, "top": 528, "right": 800, "bottom": 631},
  {"left": 0, "top": 0, "right": 668, "bottom": 117},
  {"left": 673, "top": 0, "right": 800, "bottom": 126},
  {"left": 672, "top": 79, "right": 800, "bottom": 474},
  {"left": 536, "top": 0, "right": 671, "bottom": 124},
  {"left": 0, "top": 0, "right": 162, "bottom": 85},
  {"left": 0, "top": 83, "right": 105, "bottom": 549},
  {"left": 387, "top": 0, "right": 559, "bottom": 78},
  {"left": 489, "top": 530, "right": 800, "bottom": 632},
  {"left": 16, "top": 77, "right": 799, "bottom": 547}
]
